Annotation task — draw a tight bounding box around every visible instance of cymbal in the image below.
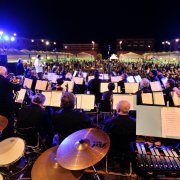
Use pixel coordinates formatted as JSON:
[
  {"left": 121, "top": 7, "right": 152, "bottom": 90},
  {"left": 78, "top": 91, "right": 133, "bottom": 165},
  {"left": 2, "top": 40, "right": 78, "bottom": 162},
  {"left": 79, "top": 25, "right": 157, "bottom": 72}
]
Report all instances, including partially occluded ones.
[
  {"left": 0, "top": 115, "right": 8, "bottom": 132},
  {"left": 56, "top": 128, "right": 110, "bottom": 170},
  {"left": 31, "top": 146, "right": 83, "bottom": 180}
]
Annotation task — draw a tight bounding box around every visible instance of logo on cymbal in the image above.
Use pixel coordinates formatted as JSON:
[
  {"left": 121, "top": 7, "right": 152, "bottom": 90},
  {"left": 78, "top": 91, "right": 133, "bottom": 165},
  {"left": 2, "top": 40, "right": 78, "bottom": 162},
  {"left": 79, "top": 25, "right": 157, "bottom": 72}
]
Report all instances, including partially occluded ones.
[{"left": 91, "top": 141, "right": 107, "bottom": 148}]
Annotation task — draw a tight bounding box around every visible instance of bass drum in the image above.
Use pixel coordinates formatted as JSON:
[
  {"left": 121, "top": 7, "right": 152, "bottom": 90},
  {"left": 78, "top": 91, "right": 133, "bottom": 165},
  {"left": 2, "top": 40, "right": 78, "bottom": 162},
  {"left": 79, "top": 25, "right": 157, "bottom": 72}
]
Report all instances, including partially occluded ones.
[{"left": 0, "top": 137, "right": 27, "bottom": 179}]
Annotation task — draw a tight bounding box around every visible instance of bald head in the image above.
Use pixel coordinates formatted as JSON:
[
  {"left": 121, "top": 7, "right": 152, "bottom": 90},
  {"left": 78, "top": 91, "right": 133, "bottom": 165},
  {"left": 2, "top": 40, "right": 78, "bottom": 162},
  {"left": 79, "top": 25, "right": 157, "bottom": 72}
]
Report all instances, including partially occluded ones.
[
  {"left": 116, "top": 100, "right": 130, "bottom": 115},
  {"left": 0, "top": 66, "right": 7, "bottom": 77}
]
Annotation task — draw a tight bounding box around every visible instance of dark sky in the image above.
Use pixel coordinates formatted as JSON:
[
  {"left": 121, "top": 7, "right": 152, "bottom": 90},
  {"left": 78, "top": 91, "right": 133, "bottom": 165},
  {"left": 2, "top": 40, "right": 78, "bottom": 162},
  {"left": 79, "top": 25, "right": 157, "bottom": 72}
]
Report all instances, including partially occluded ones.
[{"left": 0, "top": 0, "right": 180, "bottom": 45}]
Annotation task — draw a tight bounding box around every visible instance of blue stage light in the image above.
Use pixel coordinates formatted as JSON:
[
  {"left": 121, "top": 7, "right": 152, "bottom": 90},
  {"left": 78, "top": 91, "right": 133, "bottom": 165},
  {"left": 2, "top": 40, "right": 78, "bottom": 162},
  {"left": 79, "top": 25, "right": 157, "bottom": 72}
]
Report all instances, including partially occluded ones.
[
  {"left": 4, "top": 35, "right": 9, "bottom": 41},
  {"left": 11, "top": 36, "right": 15, "bottom": 41}
]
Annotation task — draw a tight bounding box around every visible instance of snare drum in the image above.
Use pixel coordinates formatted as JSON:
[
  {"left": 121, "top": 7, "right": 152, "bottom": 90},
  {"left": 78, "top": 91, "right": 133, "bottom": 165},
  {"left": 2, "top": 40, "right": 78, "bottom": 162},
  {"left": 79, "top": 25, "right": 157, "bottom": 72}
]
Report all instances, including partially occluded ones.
[{"left": 0, "top": 137, "right": 25, "bottom": 167}]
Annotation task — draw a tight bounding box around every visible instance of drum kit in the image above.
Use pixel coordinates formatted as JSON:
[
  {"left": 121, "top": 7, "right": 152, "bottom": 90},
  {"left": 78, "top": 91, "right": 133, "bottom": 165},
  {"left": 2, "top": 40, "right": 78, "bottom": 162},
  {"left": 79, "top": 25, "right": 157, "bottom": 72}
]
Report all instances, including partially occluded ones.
[{"left": 0, "top": 128, "right": 110, "bottom": 180}]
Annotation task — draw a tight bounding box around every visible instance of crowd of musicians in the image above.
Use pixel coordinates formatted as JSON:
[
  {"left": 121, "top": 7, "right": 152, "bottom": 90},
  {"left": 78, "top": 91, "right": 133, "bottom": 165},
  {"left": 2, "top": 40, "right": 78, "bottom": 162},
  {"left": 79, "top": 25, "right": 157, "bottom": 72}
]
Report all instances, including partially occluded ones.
[{"left": 0, "top": 54, "right": 180, "bottom": 172}]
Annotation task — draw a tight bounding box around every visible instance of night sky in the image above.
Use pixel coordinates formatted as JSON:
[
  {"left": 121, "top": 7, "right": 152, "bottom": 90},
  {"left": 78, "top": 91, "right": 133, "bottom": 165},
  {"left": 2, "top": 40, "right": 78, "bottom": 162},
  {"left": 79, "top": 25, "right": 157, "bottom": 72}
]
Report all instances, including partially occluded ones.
[{"left": 0, "top": 0, "right": 180, "bottom": 47}]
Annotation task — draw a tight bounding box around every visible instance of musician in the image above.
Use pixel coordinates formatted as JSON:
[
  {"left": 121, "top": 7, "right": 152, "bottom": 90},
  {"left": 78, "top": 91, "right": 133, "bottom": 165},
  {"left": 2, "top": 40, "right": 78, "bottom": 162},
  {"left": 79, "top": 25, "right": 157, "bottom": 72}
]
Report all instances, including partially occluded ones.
[
  {"left": 16, "top": 58, "right": 25, "bottom": 76},
  {"left": 34, "top": 54, "right": 43, "bottom": 79},
  {"left": 0, "top": 66, "right": 21, "bottom": 138},
  {"left": 149, "top": 70, "right": 159, "bottom": 82},
  {"left": 118, "top": 73, "right": 128, "bottom": 94},
  {"left": 136, "top": 78, "right": 151, "bottom": 105},
  {"left": 16, "top": 93, "right": 53, "bottom": 147},
  {"left": 53, "top": 92, "right": 92, "bottom": 143},
  {"left": 87, "top": 70, "right": 102, "bottom": 103},
  {"left": 163, "top": 78, "right": 175, "bottom": 106},
  {"left": 102, "top": 82, "right": 115, "bottom": 101},
  {"left": 104, "top": 100, "right": 136, "bottom": 171},
  {"left": 157, "top": 69, "right": 165, "bottom": 83},
  {"left": 51, "top": 78, "right": 64, "bottom": 91},
  {"left": 29, "top": 69, "right": 38, "bottom": 94}
]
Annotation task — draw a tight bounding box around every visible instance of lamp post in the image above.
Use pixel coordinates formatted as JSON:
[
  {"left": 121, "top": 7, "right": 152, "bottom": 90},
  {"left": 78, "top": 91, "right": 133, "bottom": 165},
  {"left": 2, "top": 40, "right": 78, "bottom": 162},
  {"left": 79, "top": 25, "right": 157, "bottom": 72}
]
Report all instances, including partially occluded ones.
[{"left": 45, "top": 41, "right": 50, "bottom": 59}]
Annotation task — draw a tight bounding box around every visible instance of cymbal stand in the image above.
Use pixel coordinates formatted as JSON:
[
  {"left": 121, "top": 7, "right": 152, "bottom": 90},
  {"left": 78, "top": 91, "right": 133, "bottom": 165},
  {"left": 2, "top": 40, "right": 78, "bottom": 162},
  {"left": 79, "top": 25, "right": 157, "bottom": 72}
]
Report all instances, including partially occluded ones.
[{"left": 92, "top": 165, "right": 100, "bottom": 180}]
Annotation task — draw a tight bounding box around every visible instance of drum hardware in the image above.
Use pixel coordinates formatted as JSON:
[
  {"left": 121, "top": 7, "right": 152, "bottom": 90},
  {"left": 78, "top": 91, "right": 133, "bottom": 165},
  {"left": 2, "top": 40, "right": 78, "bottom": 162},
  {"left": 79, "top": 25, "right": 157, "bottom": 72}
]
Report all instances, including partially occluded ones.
[{"left": 0, "top": 116, "right": 8, "bottom": 139}]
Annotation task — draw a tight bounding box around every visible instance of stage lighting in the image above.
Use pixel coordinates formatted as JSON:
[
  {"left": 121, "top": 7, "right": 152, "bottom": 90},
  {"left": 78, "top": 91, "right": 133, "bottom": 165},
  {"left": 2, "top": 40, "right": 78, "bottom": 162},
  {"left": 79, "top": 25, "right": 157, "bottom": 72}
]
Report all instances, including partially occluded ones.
[
  {"left": 11, "top": 36, "right": 15, "bottom": 41},
  {"left": 0, "top": 31, "right": 3, "bottom": 36},
  {"left": 13, "top": 33, "right": 17, "bottom": 36},
  {"left": 4, "top": 35, "right": 9, "bottom": 41}
]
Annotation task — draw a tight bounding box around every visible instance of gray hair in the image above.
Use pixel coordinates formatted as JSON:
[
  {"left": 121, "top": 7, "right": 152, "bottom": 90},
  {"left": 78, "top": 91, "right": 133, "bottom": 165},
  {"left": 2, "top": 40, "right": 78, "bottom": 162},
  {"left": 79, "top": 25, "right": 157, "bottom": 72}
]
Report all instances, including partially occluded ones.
[
  {"left": 116, "top": 100, "right": 131, "bottom": 114},
  {"left": 31, "top": 93, "right": 46, "bottom": 104},
  {"left": 0, "top": 66, "right": 7, "bottom": 77},
  {"left": 140, "top": 78, "right": 150, "bottom": 89},
  {"left": 61, "top": 92, "right": 76, "bottom": 109}
]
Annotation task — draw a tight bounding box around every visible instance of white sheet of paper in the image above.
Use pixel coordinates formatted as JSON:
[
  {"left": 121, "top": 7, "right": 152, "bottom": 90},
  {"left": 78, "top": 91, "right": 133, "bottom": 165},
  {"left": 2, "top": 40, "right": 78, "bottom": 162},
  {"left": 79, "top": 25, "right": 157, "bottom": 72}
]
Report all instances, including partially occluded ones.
[
  {"left": 75, "top": 94, "right": 82, "bottom": 109},
  {"left": 35, "top": 80, "right": 48, "bottom": 91},
  {"left": 172, "top": 92, "right": 180, "bottom": 106},
  {"left": 73, "top": 71, "right": 78, "bottom": 77},
  {"left": 111, "top": 76, "right": 122, "bottom": 83},
  {"left": 42, "top": 91, "right": 52, "bottom": 106},
  {"left": 112, "top": 94, "right": 135, "bottom": 110},
  {"left": 100, "top": 83, "right": 118, "bottom": 93},
  {"left": 161, "top": 77, "right": 168, "bottom": 87},
  {"left": 72, "top": 77, "right": 83, "bottom": 85},
  {"left": 103, "top": 74, "right": 109, "bottom": 80},
  {"left": 15, "top": 89, "right": 26, "bottom": 103},
  {"left": 23, "top": 78, "right": 33, "bottom": 89},
  {"left": 141, "top": 93, "right": 153, "bottom": 104},
  {"left": 81, "top": 94, "right": 95, "bottom": 110},
  {"left": 125, "top": 83, "right": 139, "bottom": 94},
  {"left": 161, "top": 107, "right": 180, "bottom": 138},
  {"left": 50, "top": 91, "right": 62, "bottom": 107},
  {"left": 153, "top": 92, "right": 165, "bottom": 105},
  {"left": 127, "top": 76, "right": 135, "bottom": 83},
  {"left": 82, "top": 72, "right": 88, "bottom": 79},
  {"left": 134, "top": 75, "right": 142, "bottom": 83},
  {"left": 88, "top": 76, "right": 94, "bottom": 82},
  {"left": 62, "top": 81, "right": 74, "bottom": 92},
  {"left": 150, "top": 81, "right": 162, "bottom": 92}
]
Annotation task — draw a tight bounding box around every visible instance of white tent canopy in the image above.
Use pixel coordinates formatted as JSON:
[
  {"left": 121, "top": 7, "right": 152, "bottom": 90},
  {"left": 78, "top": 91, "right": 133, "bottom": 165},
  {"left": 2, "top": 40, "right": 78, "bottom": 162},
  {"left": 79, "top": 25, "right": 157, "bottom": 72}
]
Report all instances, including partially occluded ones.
[{"left": 110, "top": 54, "right": 118, "bottom": 60}]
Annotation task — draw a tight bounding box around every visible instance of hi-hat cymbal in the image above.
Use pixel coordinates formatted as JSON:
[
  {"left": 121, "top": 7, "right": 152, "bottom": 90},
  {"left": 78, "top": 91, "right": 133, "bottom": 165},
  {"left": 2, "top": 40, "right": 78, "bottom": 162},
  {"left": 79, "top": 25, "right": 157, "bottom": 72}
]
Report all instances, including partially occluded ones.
[
  {"left": 31, "top": 146, "right": 83, "bottom": 180},
  {"left": 56, "top": 128, "right": 110, "bottom": 170},
  {"left": 0, "top": 115, "right": 8, "bottom": 132}
]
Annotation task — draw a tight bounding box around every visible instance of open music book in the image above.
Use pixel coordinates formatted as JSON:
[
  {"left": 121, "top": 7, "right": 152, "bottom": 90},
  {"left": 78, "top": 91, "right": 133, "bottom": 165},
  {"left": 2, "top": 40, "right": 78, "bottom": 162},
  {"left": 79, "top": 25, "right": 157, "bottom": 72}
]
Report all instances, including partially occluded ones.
[
  {"left": 75, "top": 94, "right": 95, "bottom": 110},
  {"left": 141, "top": 93, "right": 153, "bottom": 104},
  {"left": 134, "top": 75, "right": 142, "bottom": 83},
  {"left": 111, "top": 76, "right": 122, "bottom": 83},
  {"left": 112, "top": 94, "right": 136, "bottom": 110},
  {"left": 150, "top": 81, "right": 162, "bottom": 92},
  {"left": 153, "top": 92, "right": 165, "bottom": 105},
  {"left": 42, "top": 91, "right": 62, "bottom": 107},
  {"left": 61, "top": 81, "right": 74, "bottom": 92},
  {"left": 127, "top": 76, "right": 135, "bottom": 83},
  {"left": 161, "top": 107, "right": 180, "bottom": 138},
  {"left": 124, "top": 83, "right": 139, "bottom": 94},
  {"left": 15, "top": 89, "right": 26, "bottom": 103},
  {"left": 100, "top": 82, "right": 119, "bottom": 93},
  {"left": 35, "top": 80, "right": 48, "bottom": 91},
  {"left": 72, "top": 77, "right": 84, "bottom": 85},
  {"left": 23, "top": 78, "right": 33, "bottom": 89}
]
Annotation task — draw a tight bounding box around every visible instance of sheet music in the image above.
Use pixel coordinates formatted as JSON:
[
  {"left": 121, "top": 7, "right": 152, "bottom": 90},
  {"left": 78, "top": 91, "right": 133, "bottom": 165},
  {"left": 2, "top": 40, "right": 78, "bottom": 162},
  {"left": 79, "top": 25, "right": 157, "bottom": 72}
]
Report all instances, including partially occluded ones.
[
  {"left": 112, "top": 94, "right": 135, "bottom": 110},
  {"left": 172, "top": 92, "right": 180, "bottom": 106},
  {"left": 161, "top": 107, "right": 180, "bottom": 138},
  {"left": 100, "top": 82, "right": 118, "bottom": 93},
  {"left": 72, "top": 77, "right": 83, "bottom": 85},
  {"left": 15, "top": 89, "right": 26, "bottom": 103},
  {"left": 134, "top": 75, "right": 142, "bottom": 83},
  {"left": 111, "top": 76, "right": 122, "bottom": 83},
  {"left": 153, "top": 92, "right": 165, "bottom": 105},
  {"left": 150, "top": 81, "right": 162, "bottom": 92},
  {"left": 23, "top": 78, "right": 33, "bottom": 89},
  {"left": 50, "top": 91, "right": 62, "bottom": 107},
  {"left": 125, "top": 83, "right": 139, "bottom": 94},
  {"left": 42, "top": 92, "right": 52, "bottom": 106},
  {"left": 161, "top": 77, "right": 168, "bottom": 88},
  {"left": 73, "top": 71, "right": 78, "bottom": 77},
  {"left": 141, "top": 93, "right": 153, "bottom": 104},
  {"left": 88, "top": 76, "right": 94, "bottom": 82},
  {"left": 103, "top": 74, "right": 109, "bottom": 80},
  {"left": 35, "top": 80, "right": 48, "bottom": 91},
  {"left": 81, "top": 94, "right": 95, "bottom": 110},
  {"left": 82, "top": 72, "right": 88, "bottom": 79},
  {"left": 62, "top": 81, "right": 74, "bottom": 92},
  {"left": 75, "top": 94, "right": 82, "bottom": 109},
  {"left": 127, "top": 76, "right": 135, "bottom": 83}
]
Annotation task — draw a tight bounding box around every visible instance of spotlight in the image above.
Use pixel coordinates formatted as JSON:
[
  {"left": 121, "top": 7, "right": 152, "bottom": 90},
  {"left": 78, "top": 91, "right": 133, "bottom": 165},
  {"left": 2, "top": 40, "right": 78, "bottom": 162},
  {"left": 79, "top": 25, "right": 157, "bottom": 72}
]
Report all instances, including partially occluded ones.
[
  {"left": 31, "top": 39, "right": 34, "bottom": 42},
  {"left": 0, "top": 31, "right": 3, "bottom": 36},
  {"left": 53, "top": 42, "right": 56, "bottom": 45},
  {"left": 13, "top": 33, "right": 17, "bottom": 36},
  {"left": 11, "top": 36, "right": 15, "bottom": 41},
  {"left": 4, "top": 35, "right": 9, "bottom": 41},
  {"left": 45, "top": 41, "right": 50, "bottom": 45},
  {"left": 41, "top": 39, "right": 44, "bottom": 42}
]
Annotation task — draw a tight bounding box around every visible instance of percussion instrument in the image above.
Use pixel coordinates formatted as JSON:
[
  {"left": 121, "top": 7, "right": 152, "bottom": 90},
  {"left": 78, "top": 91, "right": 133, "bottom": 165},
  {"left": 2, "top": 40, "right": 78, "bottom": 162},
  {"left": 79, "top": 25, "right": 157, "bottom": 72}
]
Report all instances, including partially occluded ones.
[
  {"left": 31, "top": 146, "right": 83, "bottom": 180},
  {"left": 0, "top": 116, "right": 8, "bottom": 132},
  {"left": 0, "top": 137, "right": 25, "bottom": 167},
  {"left": 56, "top": 128, "right": 110, "bottom": 170},
  {"left": 0, "top": 174, "right": 3, "bottom": 180}
]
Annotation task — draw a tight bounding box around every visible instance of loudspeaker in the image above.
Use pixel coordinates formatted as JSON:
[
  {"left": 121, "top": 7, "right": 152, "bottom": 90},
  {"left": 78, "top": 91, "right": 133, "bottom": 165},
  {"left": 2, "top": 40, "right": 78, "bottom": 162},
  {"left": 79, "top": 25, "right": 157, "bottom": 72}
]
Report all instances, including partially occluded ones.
[{"left": 0, "top": 55, "right": 7, "bottom": 67}]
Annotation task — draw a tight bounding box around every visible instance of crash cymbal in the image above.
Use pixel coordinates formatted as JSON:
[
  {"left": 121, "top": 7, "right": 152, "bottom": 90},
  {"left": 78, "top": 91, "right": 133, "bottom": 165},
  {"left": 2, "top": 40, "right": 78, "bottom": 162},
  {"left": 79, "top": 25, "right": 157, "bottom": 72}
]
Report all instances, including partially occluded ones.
[
  {"left": 56, "top": 128, "right": 110, "bottom": 170},
  {"left": 31, "top": 146, "right": 83, "bottom": 180},
  {"left": 0, "top": 115, "right": 8, "bottom": 132}
]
